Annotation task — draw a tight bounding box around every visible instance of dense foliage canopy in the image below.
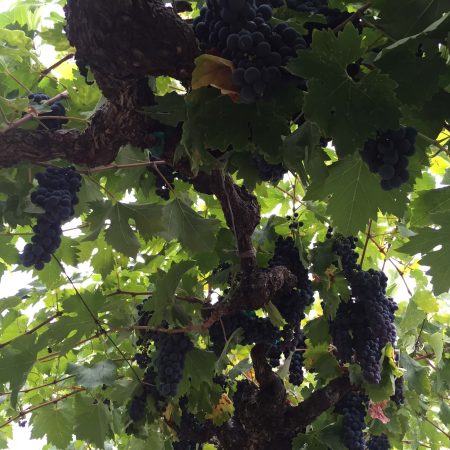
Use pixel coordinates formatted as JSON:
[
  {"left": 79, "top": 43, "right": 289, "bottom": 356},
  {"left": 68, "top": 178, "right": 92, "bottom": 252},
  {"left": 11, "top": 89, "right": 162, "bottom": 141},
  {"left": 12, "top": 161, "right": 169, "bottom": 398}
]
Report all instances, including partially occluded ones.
[{"left": 0, "top": 0, "right": 449, "bottom": 449}]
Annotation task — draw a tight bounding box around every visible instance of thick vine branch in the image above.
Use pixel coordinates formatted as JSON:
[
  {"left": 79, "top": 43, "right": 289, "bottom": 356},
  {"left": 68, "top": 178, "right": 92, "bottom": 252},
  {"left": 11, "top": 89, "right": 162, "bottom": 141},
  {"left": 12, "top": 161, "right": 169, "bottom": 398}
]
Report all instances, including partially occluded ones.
[{"left": 285, "top": 374, "right": 352, "bottom": 432}]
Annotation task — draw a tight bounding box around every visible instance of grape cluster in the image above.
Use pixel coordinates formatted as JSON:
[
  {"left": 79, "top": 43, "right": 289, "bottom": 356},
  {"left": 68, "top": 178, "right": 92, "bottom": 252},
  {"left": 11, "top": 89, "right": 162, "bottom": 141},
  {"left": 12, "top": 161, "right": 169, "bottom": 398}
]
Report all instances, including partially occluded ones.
[
  {"left": 209, "top": 310, "right": 280, "bottom": 355},
  {"left": 270, "top": 236, "right": 314, "bottom": 325},
  {"left": 254, "top": 155, "right": 287, "bottom": 184},
  {"left": 361, "top": 127, "right": 417, "bottom": 190},
  {"left": 20, "top": 167, "right": 81, "bottom": 270},
  {"left": 391, "top": 376, "right": 405, "bottom": 406},
  {"left": 129, "top": 367, "right": 161, "bottom": 423},
  {"left": 289, "top": 331, "right": 305, "bottom": 385},
  {"left": 153, "top": 331, "right": 193, "bottom": 397},
  {"left": 286, "top": 213, "right": 304, "bottom": 231},
  {"left": 335, "top": 391, "right": 367, "bottom": 450},
  {"left": 330, "top": 236, "right": 398, "bottom": 384},
  {"left": 28, "top": 93, "right": 68, "bottom": 130},
  {"left": 368, "top": 434, "right": 390, "bottom": 450},
  {"left": 193, "top": 0, "right": 306, "bottom": 102},
  {"left": 147, "top": 157, "right": 190, "bottom": 200},
  {"left": 175, "top": 397, "right": 213, "bottom": 447}
]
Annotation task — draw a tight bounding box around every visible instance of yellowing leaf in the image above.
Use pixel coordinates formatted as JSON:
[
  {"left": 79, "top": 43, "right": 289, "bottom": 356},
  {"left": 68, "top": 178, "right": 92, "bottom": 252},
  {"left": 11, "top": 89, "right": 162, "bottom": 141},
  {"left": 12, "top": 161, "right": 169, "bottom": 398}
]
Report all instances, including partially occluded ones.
[{"left": 192, "top": 54, "right": 239, "bottom": 100}]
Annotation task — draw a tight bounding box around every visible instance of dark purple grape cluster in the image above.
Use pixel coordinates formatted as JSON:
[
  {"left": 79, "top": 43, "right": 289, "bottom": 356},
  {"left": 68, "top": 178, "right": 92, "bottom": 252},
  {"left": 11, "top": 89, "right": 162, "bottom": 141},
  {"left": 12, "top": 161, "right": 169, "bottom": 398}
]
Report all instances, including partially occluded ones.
[
  {"left": 330, "top": 236, "right": 398, "bottom": 384},
  {"left": 335, "top": 391, "right": 367, "bottom": 450},
  {"left": 288, "top": 331, "right": 305, "bottom": 385},
  {"left": 147, "top": 157, "right": 190, "bottom": 200},
  {"left": 286, "top": 213, "right": 304, "bottom": 231},
  {"left": 129, "top": 366, "right": 165, "bottom": 423},
  {"left": 209, "top": 310, "right": 280, "bottom": 355},
  {"left": 28, "top": 93, "right": 68, "bottom": 130},
  {"left": 175, "top": 397, "right": 213, "bottom": 447},
  {"left": 20, "top": 167, "right": 81, "bottom": 270},
  {"left": 368, "top": 434, "right": 390, "bottom": 450},
  {"left": 151, "top": 330, "right": 193, "bottom": 397},
  {"left": 254, "top": 155, "right": 287, "bottom": 184},
  {"left": 391, "top": 376, "right": 405, "bottom": 405},
  {"left": 361, "top": 127, "right": 417, "bottom": 190},
  {"left": 269, "top": 236, "right": 314, "bottom": 325},
  {"left": 193, "top": 0, "right": 306, "bottom": 102}
]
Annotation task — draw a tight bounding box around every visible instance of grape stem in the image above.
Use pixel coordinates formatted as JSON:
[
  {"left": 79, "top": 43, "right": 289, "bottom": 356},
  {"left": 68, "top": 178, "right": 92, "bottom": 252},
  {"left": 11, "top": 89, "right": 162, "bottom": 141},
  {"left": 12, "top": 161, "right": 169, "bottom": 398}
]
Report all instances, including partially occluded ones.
[
  {"left": 332, "top": 2, "right": 372, "bottom": 33},
  {"left": 37, "top": 53, "right": 75, "bottom": 82},
  {"left": 418, "top": 132, "right": 450, "bottom": 157},
  {"left": 0, "top": 387, "right": 86, "bottom": 430},
  {"left": 78, "top": 160, "right": 168, "bottom": 174},
  {"left": 4, "top": 91, "right": 69, "bottom": 132},
  {"left": 0, "top": 311, "right": 63, "bottom": 349},
  {"left": 0, "top": 375, "right": 76, "bottom": 396}
]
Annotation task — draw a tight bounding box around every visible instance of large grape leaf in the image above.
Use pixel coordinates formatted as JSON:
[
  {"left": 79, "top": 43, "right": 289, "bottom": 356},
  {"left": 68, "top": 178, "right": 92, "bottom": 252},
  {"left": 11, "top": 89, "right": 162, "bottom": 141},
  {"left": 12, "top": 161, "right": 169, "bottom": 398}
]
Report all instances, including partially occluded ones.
[
  {"left": 398, "top": 213, "right": 450, "bottom": 295},
  {"left": 288, "top": 25, "right": 400, "bottom": 156},
  {"left": 67, "top": 360, "right": 117, "bottom": 389},
  {"left": 375, "top": 41, "right": 447, "bottom": 107},
  {"left": 104, "top": 203, "right": 141, "bottom": 258},
  {"left": 410, "top": 186, "right": 450, "bottom": 227},
  {"left": 160, "top": 199, "right": 220, "bottom": 254},
  {"left": 31, "top": 405, "right": 74, "bottom": 449},
  {"left": 0, "top": 334, "right": 39, "bottom": 407},
  {"left": 372, "top": 0, "right": 449, "bottom": 40},
  {"left": 144, "top": 260, "right": 195, "bottom": 324},
  {"left": 305, "top": 154, "right": 408, "bottom": 234},
  {"left": 74, "top": 395, "right": 111, "bottom": 449},
  {"left": 183, "top": 85, "right": 302, "bottom": 157}
]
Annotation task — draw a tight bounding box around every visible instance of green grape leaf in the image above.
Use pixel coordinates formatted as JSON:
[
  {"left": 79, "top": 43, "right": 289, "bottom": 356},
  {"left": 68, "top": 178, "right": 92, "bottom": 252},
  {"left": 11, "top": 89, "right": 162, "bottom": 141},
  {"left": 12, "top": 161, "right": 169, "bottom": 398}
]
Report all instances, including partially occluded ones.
[
  {"left": 0, "top": 334, "right": 39, "bottom": 408},
  {"left": 183, "top": 85, "right": 301, "bottom": 157},
  {"left": 375, "top": 41, "right": 447, "bottom": 107},
  {"left": 31, "top": 405, "right": 74, "bottom": 449},
  {"left": 305, "top": 154, "right": 407, "bottom": 234},
  {"left": 372, "top": 0, "right": 449, "bottom": 40},
  {"left": 412, "top": 289, "right": 439, "bottom": 313},
  {"left": 288, "top": 26, "right": 400, "bottom": 156},
  {"left": 104, "top": 203, "right": 140, "bottom": 258},
  {"left": 74, "top": 395, "right": 111, "bottom": 449},
  {"left": 145, "top": 92, "right": 186, "bottom": 126},
  {"left": 160, "top": 199, "right": 220, "bottom": 254},
  {"left": 144, "top": 260, "right": 195, "bottom": 324},
  {"left": 91, "top": 242, "right": 115, "bottom": 278},
  {"left": 399, "top": 213, "right": 450, "bottom": 295},
  {"left": 303, "top": 343, "right": 340, "bottom": 381},
  {"left": 410, "top": 186, "right": 450, "bottom": 227},
  {"left": 67, "top": 360, "right": 117, "bottom": 389},
  {"left": 400, "top": 354, "right": 431, "bottom": 395}
]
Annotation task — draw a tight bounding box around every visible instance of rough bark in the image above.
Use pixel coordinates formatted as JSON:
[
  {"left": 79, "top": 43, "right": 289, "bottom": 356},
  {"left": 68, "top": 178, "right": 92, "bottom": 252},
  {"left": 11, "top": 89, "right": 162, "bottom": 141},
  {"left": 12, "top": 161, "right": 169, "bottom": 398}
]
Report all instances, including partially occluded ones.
[{"left": 64, "top": 0, "right": 198, "bottom": 95}]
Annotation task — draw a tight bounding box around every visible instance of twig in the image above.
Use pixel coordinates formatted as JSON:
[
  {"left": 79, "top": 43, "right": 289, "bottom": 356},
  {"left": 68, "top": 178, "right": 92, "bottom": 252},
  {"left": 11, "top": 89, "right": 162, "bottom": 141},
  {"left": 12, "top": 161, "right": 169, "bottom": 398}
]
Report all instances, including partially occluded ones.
[
  {"left": 0, "top": 311, "right": 63, "bottom": 349},
  {"left": 0, "top": 375, "right": 75, "bottom": 396},
  {"left": 52, "top": 256, "right": 142, "bottom": 385},
  {"left": 105, "top": 289, "right": 205, "bottom": 304},
  {"left": 423, "top": 417, "right": 450, "bottom": 440},
  {"left": 79, "top": 160, "right": 167, "bottom": 174},
  {"left": 414, "top": 319, "right": 426, "bottom": 354},
  {"left": 4, "top": 91, "right": 69, "bottom": 131},
  {"left": 359, "top": 219, "right": 372, "bottom": 266},
  {"left": 368, "top": 235, "right": 413, "bottom": 296},
  {"left": 0, "top": 387, "right": 85, "bottom": 429},
  {"left": 333, "top": 2, "right": 372, "bottom": 33},
  {"left": 38, "top": 53, "right": 75, "bottom": 81}
]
